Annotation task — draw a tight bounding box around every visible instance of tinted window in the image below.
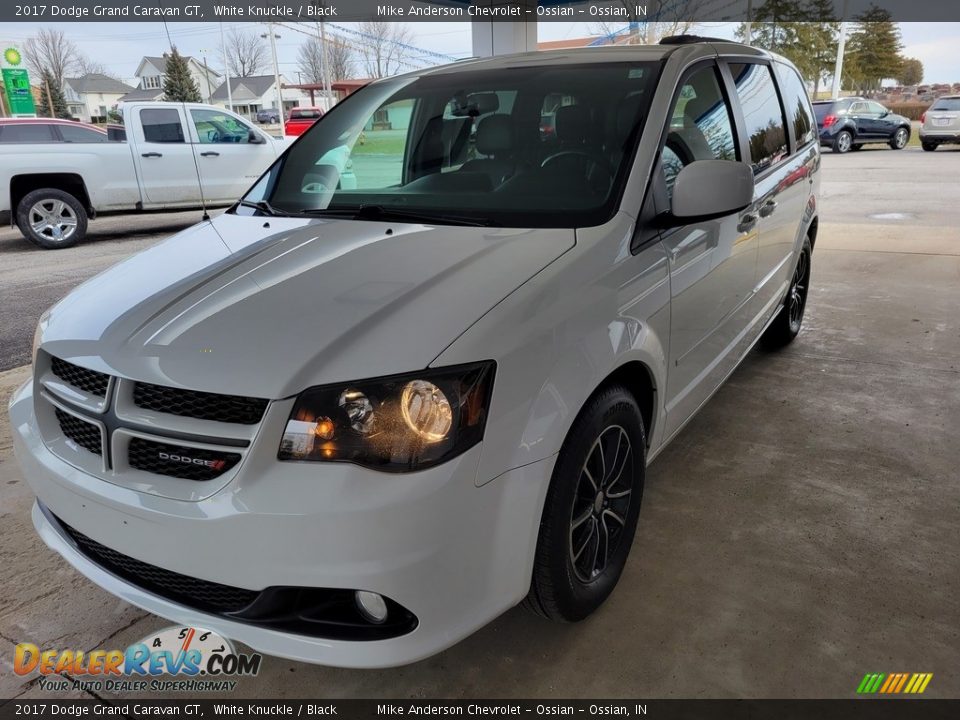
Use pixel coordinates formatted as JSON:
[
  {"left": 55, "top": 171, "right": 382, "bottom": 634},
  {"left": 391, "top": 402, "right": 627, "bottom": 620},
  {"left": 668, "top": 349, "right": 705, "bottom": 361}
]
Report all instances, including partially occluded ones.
[
  {"left": 932, "top": 98, "right": 960, "bottom": 111},
  {"left": 774, "top": 63, "right": 815, "bottom": 148},
  {"left": 661, "top": 64, "right": 738, "bottom": 197},
  {"left": 811, "top": 103, "right": 834, "bottom": 122},
  {"left": 850, "top": 101, "right": 869, "bottom": 114},
  {"left": 191, "top": 109, "right": 255, "bottom": 144},
  {"left": 867, "top": 102, "right": 888, "bottom": 115},
  {"left": 0, "top": 124, "right": 56, "bottom": 142},
  {"left": 58, "top": 124, "right": 109, "bottom": 143},
  {"left": 140, "top": 108, "right": 184, "bottom": 143},
  {"left": 730, "top": 63, "right": 788, "bottom": 174}
]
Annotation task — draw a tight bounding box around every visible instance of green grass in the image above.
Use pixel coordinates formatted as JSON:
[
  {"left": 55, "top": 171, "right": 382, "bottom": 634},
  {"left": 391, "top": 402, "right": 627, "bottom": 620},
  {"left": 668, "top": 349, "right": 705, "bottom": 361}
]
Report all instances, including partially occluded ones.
[{"left": 350, "top": 132, "right": 407, "bottom": 156}]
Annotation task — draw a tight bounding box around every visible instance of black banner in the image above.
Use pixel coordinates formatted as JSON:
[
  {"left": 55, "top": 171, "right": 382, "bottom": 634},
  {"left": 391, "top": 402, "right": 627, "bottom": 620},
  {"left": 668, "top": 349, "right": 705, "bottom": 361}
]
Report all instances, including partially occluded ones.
[
  {"left": 1, "top": 700, "right": 960, "bottom": 720},
  {"left": 2, "top": 0, "right": 960, "bottom": 23}
]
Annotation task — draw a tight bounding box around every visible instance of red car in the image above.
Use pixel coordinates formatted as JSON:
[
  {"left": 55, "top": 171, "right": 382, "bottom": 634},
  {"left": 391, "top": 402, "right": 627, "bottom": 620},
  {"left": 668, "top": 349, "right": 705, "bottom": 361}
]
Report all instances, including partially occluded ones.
[{"left": 285, "top": 106, "right": 324, "bottom": 136}]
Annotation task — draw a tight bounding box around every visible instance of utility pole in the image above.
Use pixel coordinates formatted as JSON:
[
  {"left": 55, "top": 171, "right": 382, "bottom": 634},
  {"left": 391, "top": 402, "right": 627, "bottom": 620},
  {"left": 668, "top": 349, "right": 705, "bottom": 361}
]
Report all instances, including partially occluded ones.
[
  {"left": 44, "top": 78, "right": 54, "bottom": 118},
  {"left": 201, "top": 52, "right": 213, "bottom": 104},
  {"left": 220, "top": 22, "right": 233, "bottom": 112},
  {"left": 744, "top": 0, "right": 753, "bottom": 46},
  {"left": 832, "top": 0, "right": 851, "bottom": 99},
  {"left": 263, "top": 23, "right": 285, "bottom": 136},
  {"left": 319, "top": 17, "right": 332, "bottom": 109}
]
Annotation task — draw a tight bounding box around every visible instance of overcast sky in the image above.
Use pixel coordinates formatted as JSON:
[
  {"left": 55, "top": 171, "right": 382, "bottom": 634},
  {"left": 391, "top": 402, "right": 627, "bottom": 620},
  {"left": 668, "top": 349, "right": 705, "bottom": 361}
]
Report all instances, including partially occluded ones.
[{"left": 3, "top": 21, "right": 957, "bottom": 84}]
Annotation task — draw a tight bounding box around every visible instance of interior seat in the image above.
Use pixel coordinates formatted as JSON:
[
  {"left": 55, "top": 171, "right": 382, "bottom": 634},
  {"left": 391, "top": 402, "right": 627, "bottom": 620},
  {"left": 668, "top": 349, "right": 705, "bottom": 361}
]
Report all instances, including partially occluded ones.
[{"left": 460, "top": 114, "right": 517, "bottom": 186}]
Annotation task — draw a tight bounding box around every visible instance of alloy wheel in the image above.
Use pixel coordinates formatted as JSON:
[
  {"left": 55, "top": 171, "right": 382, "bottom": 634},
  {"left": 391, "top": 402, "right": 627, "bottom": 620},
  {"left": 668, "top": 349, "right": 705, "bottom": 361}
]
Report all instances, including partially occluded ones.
[
  {"left": 569, "top": 425, "right": 634, "bottom": 584},
  {"left": 837, "top": 133, "right": 852, "bottom": 152},
  {"left": 29, "top": 199, "right": 79, "bottom": 244},
  {"left": 894, "top": 128, "right": 908, "bottom": 148},
  {"left": 789, "top": 248, "right": 809, "bottom": 332}
]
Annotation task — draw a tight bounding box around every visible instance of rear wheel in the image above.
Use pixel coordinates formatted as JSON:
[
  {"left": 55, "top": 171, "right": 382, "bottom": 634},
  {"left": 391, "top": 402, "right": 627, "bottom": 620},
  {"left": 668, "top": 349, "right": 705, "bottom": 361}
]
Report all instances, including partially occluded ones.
[
  {"left": 922, "top": 141, "right": 938, "bottom": 152},
  {"left": 761, "top": 237, "right": 812, "bottom": 350},
  {"left": 16, "top": 189, "right": 88, "bottom": 249},
  {"left": 526, "top": 385, "right": 645, "bottom": 622},
  {"left": 832, "top": 130, "right": 853, "bottom": 154},
  {"left": 889, "top": 127, "right": 910, "bottom": 150}
]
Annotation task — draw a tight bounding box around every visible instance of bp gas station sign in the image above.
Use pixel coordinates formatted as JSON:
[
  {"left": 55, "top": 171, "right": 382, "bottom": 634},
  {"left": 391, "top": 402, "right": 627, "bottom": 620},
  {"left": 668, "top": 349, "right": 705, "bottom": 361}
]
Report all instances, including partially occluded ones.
[{"left": 2, "top": 44, "right": 37, "bottom": 116}]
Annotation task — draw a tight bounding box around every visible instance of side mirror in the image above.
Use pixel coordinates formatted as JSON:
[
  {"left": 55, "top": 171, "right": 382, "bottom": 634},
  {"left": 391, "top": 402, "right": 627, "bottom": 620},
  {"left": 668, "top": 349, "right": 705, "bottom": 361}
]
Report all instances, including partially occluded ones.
[
  {"left": 248, "top": 129, "right": 266, "bottom": 144},
  {"left": 669, "top": 160, "right": 754, "bottom": 223}
]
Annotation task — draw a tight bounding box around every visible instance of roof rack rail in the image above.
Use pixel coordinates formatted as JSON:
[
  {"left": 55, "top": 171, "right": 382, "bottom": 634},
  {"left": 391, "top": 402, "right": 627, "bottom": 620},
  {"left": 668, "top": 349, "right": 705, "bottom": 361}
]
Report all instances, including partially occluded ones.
[{"left": 659, "top": 35, "right": 732, "bottom": 45}]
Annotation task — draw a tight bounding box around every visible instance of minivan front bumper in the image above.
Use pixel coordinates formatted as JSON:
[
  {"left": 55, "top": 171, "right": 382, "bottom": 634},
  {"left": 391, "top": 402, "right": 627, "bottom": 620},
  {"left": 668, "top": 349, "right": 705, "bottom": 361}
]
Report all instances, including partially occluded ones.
[{"left": 10, "top": 379, "right": 555, "bottom": 668}]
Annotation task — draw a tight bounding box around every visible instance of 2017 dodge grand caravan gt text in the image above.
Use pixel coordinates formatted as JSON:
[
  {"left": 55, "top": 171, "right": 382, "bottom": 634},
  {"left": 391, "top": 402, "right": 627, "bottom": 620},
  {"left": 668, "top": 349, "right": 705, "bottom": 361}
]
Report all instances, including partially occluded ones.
[{"left": 10, "top": 39, "right": 820, "bottom": 668}]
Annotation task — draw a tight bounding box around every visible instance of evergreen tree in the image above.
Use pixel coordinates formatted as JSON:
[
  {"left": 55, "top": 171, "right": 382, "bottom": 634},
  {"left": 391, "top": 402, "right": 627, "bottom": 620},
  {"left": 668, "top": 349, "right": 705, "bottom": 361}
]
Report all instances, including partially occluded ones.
[
  {"left": 846, "top": 6, "right": 904, "bottom": 92},
  {"left": 37, "top": 69, "right": 71, "bottom": 119},
  {"left": 162, "top": 47, "right": 202, "bottom": 103}
]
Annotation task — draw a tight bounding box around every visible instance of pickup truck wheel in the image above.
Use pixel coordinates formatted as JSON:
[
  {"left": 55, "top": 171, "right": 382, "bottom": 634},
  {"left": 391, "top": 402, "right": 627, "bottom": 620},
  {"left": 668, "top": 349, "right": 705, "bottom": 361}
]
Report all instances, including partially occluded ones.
[
  {"left": 16, "top": 189, "right": 88, "bottom": 249},
  {"left": 761, "top": 237, "right": 812, "bottom": 350},
  {"left": 525, "top": 385, "right": 645, "bottom": 622}
]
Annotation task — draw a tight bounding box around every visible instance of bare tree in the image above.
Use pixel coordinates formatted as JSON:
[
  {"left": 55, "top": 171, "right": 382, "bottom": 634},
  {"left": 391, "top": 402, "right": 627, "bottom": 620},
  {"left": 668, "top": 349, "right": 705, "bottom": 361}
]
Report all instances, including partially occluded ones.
[
  {"left": 24, "top": 29, "right": 79, "bottom": 87},
  {"left": 357, "top": 21, "right": 414, "bottom": 79},
  {"left": 589, "top": 1, "right": 701, "bottom": 45},
  {"left": 225, "top": 29, "right": 268, "bottom": 78},
  {"left": 75, "top": 56, "right": 109, "bottom": 77},
  {"left": 298, "top": 35, "right": 354, "bottom": 84}
]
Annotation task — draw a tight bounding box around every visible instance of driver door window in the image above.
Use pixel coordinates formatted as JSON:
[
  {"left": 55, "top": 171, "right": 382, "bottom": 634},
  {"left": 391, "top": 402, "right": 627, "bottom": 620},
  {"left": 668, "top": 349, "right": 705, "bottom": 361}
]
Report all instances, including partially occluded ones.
[{"left": 190, "top": 109, "right": 255, "bottom": 144}]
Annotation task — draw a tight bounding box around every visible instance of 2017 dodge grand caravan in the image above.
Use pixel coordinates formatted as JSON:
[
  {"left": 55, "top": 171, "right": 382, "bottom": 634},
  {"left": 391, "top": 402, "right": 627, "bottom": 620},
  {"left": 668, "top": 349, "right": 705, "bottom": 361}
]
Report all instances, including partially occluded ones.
[{"left": 11, "top": 38, "right": 820, "bottom": 668}]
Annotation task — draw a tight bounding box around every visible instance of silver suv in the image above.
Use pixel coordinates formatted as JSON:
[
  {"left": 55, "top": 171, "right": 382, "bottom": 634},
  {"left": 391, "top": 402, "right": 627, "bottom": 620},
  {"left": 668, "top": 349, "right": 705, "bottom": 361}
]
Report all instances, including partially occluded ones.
[{"left": 920, "top": 95, "right": 960, "bottom": 151}]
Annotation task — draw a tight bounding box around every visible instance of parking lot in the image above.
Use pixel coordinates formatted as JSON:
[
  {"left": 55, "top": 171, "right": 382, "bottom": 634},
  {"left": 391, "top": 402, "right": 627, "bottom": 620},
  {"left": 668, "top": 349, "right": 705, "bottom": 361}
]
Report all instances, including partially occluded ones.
[{"left": 1, "top": 145, "right": 958, "bottom": 699}]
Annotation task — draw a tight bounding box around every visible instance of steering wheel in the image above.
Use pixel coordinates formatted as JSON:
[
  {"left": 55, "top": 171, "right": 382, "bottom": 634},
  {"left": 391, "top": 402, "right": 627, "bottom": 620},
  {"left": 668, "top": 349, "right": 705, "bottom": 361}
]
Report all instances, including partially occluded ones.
[{"left": 540, "top": 150, "right": 615, "bottom": 191}]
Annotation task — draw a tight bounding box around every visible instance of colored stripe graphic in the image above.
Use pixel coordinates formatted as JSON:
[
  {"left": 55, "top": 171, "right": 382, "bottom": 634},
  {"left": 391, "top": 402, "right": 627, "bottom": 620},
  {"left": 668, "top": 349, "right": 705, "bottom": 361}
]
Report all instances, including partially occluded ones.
[{"left": 857, "top": 673, "right": 932, "bottom": 694}]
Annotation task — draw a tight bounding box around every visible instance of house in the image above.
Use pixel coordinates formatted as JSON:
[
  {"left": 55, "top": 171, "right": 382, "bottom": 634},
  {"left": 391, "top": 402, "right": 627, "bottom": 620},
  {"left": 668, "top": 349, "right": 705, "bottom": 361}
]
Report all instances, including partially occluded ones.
[
  {"left": 63, "top": 73, "right": 135, "bottom": 123},
  {"left": 120, "top": 55, "right": 221, "bottom": 103},
  {"left": 210, "top": 75, "right": 310, "bottom": 120}
]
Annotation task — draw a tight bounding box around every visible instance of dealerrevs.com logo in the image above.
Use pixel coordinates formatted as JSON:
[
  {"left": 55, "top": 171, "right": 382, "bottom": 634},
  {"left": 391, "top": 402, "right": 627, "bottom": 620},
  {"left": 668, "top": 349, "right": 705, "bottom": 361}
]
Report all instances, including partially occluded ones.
[{"left": 15, "top": 626, "right": 262, "bottom": 693}]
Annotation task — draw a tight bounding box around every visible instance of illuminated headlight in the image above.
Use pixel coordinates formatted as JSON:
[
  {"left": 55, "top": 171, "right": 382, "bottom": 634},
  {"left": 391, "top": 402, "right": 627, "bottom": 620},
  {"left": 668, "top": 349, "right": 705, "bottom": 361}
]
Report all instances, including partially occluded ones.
[
  {"left": 278, "top": 361, "right": 495, "bottom": 472},
  {"left": 32, "top": 309, "right": 51, "bottom": 364}
]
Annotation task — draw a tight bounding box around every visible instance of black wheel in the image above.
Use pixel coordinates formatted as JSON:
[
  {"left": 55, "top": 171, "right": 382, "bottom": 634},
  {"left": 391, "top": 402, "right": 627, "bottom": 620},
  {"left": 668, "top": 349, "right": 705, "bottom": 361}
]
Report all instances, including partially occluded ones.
[
  {"left": 832, "top": 130, "right": 853, "bottom": 154},
  {"left": 761, "top": 236, "right": 812, "bottom": 350},
  {"left": 889, "top": 127, "right": 910, "bottom": 150},
  {"left": 16, "top": 188, "right": 87, "bottom": 249},
  {"left": 922, "top": 141, "right": 937, "bottom": 152},
  {"left": 526, "top": 385, "right": 645, "bottom": 622}
]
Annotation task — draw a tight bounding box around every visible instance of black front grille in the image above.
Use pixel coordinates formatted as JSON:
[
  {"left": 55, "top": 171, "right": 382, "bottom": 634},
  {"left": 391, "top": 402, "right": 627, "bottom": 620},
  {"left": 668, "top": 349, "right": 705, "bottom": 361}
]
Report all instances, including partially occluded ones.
[
  {"left": 133, "top": 382, "right": 268, "bottom": 425},
  {"left": 128, "top": 437, "right": 240, "bottom": 481},
  {"left": 58, "top": 518, "right": 258, "bottom": 614},
  {"left": 50, "top": 357, "right": 109, "bottom": 397},
  {"left": 55, "top": 409, "right": 102, "bottom": 456}
]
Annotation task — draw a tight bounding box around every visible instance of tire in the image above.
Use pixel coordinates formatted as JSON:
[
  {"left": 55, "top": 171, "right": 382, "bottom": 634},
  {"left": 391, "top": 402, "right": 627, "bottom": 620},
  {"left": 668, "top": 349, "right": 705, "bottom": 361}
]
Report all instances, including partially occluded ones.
[
  {"left": 16, "top": 188, "right": 88, "bottom": 249},
  {"left": 889, "top": 127, "right": 910, "bottom": 150},
  {"left": 761, "top": 236, "right": 812, "bottom": 350},
  {"left": 832, "top": 130, "right": 853, "bottom": 154},
  {"left": 922, "top": 141, "right": 938, "bottom": 152},
  {"left": 526, "top": 384, "right": 646, "bottom": 622}
]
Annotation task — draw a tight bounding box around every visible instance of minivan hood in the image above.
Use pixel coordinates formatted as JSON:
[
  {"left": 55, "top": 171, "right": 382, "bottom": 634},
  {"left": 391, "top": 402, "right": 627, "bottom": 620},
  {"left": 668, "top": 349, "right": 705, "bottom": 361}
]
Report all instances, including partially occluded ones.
[{"left": 40, "top": 213, "right": 573, "bottom": 398}]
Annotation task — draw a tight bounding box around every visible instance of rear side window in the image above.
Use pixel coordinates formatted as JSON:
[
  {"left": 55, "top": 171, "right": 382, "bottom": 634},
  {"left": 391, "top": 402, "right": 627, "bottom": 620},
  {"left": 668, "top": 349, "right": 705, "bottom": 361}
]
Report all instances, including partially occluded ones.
[
  {"left": 773, "top": 63, "right": 815, "bottom": 148},
  {"left": 932, "top": 98, "right": 960, "bottom": 111},
  {"left": 729, "top": 63, "right": 788, "bottom": 174},
  {"left": 0, "top": 123, "right": 56, "bottom": 142},
  {"left": 140, "top": 108, "right": 185, "bottom": 143},
  {"left": 58, "top": 124, "right": 109, "bottom": 143}
]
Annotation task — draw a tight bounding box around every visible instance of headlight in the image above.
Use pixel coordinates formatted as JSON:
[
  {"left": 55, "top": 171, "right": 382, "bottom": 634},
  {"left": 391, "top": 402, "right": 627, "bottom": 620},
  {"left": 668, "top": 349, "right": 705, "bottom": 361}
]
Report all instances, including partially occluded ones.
[
  {"left": 32, "top": 309, "right": 51, "bottom": 364},
  {"left": 278, "top": 361, "right": 495, "bottom": 472}
]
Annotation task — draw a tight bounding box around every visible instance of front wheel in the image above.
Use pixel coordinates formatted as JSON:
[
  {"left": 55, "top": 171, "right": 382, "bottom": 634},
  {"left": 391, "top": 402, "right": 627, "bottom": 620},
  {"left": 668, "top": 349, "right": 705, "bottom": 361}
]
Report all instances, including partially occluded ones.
[
  {"left": 760, "top": 236, "right": 812, "bottom": 350},
  {"left": 922, "top": 141, "right": 938, "bottom": 152},
  {"left": 832, "top": 130, "right": 853, "bottom": 154},
  {"left": 889, "top": 127, "right": 910, "bottom": 150},
  {"left": 526, "top": 385, "right": 646, "bottom": 622},
  {"left": 16, "top": 188, "right": 88, "bottom": 249}
]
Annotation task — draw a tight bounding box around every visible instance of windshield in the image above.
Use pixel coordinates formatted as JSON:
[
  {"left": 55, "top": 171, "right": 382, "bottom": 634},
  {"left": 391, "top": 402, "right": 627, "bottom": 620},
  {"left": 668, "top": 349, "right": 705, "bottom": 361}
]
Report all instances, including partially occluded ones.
[
  {"left": 240, "top": 62, "right": 659, "bottom": 227},
  {"left": 931, "top": 98, "right": 960, "bottom": 111}
]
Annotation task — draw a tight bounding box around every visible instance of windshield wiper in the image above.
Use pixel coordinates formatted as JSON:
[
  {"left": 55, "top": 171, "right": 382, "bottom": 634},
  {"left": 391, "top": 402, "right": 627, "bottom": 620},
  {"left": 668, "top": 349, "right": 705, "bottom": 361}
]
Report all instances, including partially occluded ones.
[
  {"left": 297, "top": 205, "right": 497, "bottom": 227},
  {"left": 237, "top": 199, "right": 287, "bottom": 217}
]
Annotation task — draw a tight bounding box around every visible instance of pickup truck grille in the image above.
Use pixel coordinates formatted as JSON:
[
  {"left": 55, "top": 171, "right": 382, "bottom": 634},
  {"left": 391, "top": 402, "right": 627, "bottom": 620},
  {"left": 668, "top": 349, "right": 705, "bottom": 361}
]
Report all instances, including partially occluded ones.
[
  {"left": 55, "top": 408, "right": 102, "bottom": 455},
  {"left": 128, "top": 437, "right": 240, "bottom": 481},
  {"left": 133, "top": 381, "right": 268, "bottom": 424},
  {"left": 58, "top": 516, "right": 259, "bottom": 613},
  {"left": 51, "top": 357, "right": 109, "bottom": 397}
]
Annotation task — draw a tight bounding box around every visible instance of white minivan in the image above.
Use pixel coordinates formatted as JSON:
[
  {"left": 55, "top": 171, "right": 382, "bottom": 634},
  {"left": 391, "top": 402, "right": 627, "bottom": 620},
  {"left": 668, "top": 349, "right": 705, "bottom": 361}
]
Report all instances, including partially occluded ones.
[{"left": 11, "top": 38, "right": 820, "bottom": 668}]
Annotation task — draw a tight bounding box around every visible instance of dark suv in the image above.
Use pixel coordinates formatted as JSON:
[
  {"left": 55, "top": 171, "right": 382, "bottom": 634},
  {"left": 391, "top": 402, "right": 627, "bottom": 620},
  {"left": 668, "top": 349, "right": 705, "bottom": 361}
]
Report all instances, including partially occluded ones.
[{"left": 813, "top": 98, "right": 911, "bottom": 153}]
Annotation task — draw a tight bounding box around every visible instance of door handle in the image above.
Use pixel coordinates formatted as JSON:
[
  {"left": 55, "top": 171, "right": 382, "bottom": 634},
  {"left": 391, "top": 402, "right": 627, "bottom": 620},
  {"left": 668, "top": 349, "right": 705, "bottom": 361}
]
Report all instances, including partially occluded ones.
[
  {"left": 141, "top": 152, "right": 162, "bottom": 158},
  {"left": 759, "top": 200, "right": 778, "bottom": 218},
  {"left": 737, "top": 214, "right": 757, "bottom": 234},
  {"left": 200, "top": 151, "right": 220, "bottom": 157}
]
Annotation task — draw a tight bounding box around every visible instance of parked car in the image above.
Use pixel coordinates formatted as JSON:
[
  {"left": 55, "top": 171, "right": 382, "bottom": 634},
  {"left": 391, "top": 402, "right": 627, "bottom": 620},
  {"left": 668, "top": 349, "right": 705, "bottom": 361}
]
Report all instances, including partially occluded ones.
[
  {"left": 919, "top": 95, "right": 960, "bottom": 151},
  {"left": 256, "top": 108, "right": 281, "bottom": 124},
  {"left": 0, "top": 118, "right": 110, "bottom": 144},
  {"left": 0, "top": 102, "right": 290, "bottom": 249},
  {"left": 812, "top": 97, "right": 911, "bottom": 153},
  {"left": 285, "top": 106, "right": 324, "bottom": 136},
  {"left": 12, "top": 38, "right": 820, "bottom": 668}
]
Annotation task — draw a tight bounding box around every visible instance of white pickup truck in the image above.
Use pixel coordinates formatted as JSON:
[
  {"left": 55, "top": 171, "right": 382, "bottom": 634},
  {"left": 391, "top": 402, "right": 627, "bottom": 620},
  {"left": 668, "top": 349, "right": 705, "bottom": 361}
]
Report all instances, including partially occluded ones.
[{"left": 0, "top": 102, "right": 289, "bottom": 249}]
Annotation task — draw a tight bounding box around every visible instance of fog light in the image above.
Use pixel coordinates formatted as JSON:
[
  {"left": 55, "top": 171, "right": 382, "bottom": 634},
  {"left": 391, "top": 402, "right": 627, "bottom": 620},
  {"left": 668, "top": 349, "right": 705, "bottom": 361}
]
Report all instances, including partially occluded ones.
[{"left": 355, "top": 590, "right": 388, "bottom": 624}]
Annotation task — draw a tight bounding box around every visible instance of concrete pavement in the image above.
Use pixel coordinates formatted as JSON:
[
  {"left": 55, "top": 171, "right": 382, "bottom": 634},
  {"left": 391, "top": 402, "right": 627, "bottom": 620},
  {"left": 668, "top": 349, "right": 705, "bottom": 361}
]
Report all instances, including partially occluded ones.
[{"left": 1, "top": 146, "right": 958, "bottom": 698}]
